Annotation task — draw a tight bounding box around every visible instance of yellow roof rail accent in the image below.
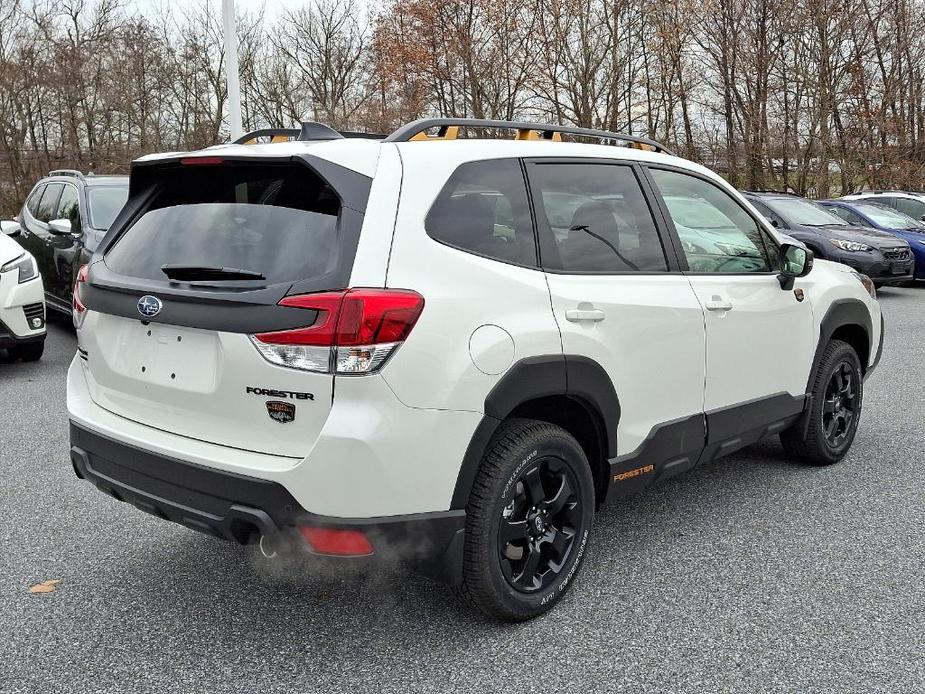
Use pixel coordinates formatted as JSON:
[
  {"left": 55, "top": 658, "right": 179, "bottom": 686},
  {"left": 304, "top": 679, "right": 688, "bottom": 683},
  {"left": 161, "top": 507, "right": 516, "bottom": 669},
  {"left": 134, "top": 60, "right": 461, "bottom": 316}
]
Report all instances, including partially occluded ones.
[
  {"left": 516, "top": 129, "right": 562, "bottom": 141},
  {"left": 410, "top": 126, "right": 460, "bottom": 141},
  {"left": 386, "top": 118, "right": 673, "bottom": 155}
]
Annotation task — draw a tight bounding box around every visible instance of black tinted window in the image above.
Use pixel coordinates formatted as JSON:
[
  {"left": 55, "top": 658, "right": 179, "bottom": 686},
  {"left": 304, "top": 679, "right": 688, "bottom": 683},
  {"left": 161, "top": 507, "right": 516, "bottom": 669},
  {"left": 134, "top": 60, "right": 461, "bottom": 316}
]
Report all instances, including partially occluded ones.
[
  {"left": 425, "top": 159, "right": 536, "bottom": 267},
  {"left": 56, "top": 185, "right": 80, "bottom": 228},
  {"left": 88, "top": 186, "right": 128, "bottom": 229},
  {"left": 530, "top": 163, "right": 667, "bottom": 272},
  {"left": 36, "top": 183, "right": 63, "bottom": 223},
  {"left": 27, "top": 185, "right": 45, "bottom": 216},
  {"left": 106, "top": 163, "right": 343, "bottom": 285}
]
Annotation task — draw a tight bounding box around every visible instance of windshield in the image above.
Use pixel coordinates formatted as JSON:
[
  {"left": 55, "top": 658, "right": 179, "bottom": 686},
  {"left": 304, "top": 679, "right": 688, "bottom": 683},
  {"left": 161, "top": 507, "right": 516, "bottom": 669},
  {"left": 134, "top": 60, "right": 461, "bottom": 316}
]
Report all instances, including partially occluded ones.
[
  {"left": 854, "top": 203, "right": 925, "bottom": 229},
  {"left": 765, "top": 197, "right": 847, "bottom": 226},
  {"left": 87, "top": 186, "right": 129, "bottom": 229}
]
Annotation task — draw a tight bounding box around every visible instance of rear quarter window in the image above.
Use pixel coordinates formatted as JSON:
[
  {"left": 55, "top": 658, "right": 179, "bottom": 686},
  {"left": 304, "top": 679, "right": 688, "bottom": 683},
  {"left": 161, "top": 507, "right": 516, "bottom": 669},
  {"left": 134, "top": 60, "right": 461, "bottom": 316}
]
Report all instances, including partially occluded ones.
[{"left": 424, "top": 159, "right": 537, "bottom": 267}]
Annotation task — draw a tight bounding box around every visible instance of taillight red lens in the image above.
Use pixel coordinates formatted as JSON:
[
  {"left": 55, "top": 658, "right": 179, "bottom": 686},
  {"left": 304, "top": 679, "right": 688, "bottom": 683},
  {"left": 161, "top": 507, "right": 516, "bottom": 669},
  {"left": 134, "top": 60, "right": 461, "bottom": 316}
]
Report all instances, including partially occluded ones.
[
  {"left": 255, "top": 289, "right": 424, "bottom": 348},
  {"left": 73, "top": 264, "right": 89, "bottom": 328},
  {"left": 334, "top": 290, "right": 425, "bottom": 346},
  {"left": 299, "top": 527, "right": 373, "bottom": 556},
  {"left": 250, "top": 288, "right": 424, "bottom": 374},
  {"left": 255, "top": 292, "right": 344, "bottom": 346}
]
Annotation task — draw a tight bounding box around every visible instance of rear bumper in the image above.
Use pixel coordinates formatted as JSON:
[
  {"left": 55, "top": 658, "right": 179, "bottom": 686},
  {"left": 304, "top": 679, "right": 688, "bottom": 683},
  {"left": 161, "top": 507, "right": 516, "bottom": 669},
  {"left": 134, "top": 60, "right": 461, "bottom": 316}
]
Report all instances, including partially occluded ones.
[{"left": 69, "top": 422, "right": 465, "bottom": 584}]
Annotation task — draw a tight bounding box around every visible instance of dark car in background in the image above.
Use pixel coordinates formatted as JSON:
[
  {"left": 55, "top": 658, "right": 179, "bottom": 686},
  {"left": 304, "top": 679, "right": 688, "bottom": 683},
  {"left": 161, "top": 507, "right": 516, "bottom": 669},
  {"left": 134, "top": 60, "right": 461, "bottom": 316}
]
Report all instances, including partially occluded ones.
[
  {"left": 3, "top": 171, "right": 129, "bottom": 314},
  {"left": 743, "top": 191, "right": 914, "bottom": 286},
  {"left": 818, "top": 199, "right": 925, "bottom": 281}
]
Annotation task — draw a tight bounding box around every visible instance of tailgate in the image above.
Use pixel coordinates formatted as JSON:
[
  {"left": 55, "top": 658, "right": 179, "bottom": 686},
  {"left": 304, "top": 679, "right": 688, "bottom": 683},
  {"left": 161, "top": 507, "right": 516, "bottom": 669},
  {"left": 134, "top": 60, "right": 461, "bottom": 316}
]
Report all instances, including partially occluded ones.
[{"left": 80, "top": 311, "right": 331, "bottom": 457}]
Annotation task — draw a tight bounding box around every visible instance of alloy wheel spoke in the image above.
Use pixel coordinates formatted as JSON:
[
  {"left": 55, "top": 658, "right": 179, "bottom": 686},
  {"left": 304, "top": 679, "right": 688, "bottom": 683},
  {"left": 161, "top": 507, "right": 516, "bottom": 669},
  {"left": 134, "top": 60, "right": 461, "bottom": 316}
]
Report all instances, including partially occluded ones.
[
  {"left": 500, "top": 518, "right": 528, "bottom": 546},
  {"left": 542, "top": 475, "right": 573, "bottom": 515},
  {"left": 515, "top": 542, "right": 542, "bottom": 587},
  {"left": 823, "top": 397, "right": 837, "bottom": 414},
  {"left": 547, "top": 526, "right": 571, "bottom": 561},
  {"left": 522, "top": 467, "right": 546, "bottom": 507}
]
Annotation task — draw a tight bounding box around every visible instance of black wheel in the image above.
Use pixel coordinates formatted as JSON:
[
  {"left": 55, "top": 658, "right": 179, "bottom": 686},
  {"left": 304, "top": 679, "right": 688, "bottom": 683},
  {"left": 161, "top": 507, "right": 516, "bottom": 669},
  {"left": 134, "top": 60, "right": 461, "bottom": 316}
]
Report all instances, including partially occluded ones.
[
  {"left": 9, "top": 341, "right": 44, "bottom": 362},
  {"left": 780, "top": 339, "right": 862, "bottom": 465},
  {"left": 452, "top": 418, "right": 595, "bottom": 621}
]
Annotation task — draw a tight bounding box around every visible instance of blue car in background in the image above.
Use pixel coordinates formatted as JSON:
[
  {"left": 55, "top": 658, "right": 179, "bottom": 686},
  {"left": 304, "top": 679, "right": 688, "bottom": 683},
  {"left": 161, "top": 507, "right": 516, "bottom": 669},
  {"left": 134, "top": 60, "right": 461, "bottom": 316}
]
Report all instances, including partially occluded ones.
[{"left": 819, "top": 199, "right": 925, "bottom": 280}]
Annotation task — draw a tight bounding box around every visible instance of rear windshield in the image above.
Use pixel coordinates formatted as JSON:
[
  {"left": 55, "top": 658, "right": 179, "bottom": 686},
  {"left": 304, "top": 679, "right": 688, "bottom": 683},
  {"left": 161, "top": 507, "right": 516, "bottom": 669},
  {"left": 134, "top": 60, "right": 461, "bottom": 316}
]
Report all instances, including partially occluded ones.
[
  {"left": 88, "top": 186, "right": 128, "bottom": 230},
  {"left": 105, "top": 162, "right": 344, "bottom": 285}
]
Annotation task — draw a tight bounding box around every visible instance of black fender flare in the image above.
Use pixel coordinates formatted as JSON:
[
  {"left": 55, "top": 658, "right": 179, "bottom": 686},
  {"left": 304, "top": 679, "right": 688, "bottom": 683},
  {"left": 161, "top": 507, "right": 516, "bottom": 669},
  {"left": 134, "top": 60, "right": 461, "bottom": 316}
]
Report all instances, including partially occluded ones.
[
  {"left": 807, "top": 298, "right": 873, "bottom": 390},
  {"left": 450, "top": 355, "right": 620, "bottom": 509}
]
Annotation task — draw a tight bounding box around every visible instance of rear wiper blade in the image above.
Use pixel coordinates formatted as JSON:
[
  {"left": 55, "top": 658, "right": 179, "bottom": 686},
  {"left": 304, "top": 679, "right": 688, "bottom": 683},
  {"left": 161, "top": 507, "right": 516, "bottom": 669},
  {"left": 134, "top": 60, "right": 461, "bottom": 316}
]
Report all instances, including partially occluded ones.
[{"left": 160, "top": 264, "right": 266, "bottom": 281}]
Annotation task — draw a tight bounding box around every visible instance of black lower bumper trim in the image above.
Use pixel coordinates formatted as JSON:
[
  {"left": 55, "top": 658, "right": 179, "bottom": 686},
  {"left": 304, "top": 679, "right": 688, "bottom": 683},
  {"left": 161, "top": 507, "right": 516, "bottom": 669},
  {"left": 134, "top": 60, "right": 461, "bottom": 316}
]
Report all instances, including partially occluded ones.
[
  {"left": 69, "top": 422, "right": 465, "bottom": 583},
  {"left": 0, "top": 317, "right": 45, "bottom": 349}
]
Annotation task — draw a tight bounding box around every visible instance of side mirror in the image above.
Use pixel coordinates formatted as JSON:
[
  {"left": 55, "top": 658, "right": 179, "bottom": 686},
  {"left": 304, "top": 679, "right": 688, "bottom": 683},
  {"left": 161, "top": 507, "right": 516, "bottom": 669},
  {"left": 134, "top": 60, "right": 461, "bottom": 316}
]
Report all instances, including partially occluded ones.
[
  {"left": 48, "top": 218, "right": 73, "bottom": 235},
  {"left": 0, "top": 220, "right": 20, "bottom": 236},
  {"left": 778, "top": 243, "right": 813, "bottom": 289}
]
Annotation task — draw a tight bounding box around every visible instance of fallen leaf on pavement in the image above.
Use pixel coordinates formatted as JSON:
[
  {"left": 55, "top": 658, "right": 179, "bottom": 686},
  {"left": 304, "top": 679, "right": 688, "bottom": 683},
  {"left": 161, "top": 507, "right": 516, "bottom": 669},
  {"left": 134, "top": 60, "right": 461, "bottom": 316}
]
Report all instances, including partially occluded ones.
[{"left": 29, "top": 579, "right": 62, "bottom": 594}]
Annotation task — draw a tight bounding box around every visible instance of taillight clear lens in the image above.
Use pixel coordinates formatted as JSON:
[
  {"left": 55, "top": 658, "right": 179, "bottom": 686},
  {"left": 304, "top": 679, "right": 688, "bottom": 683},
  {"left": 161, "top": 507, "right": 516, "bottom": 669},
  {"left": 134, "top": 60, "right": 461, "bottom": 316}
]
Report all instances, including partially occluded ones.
[
  {"left": 248, "top": 340, "right": 332, "bottom": 373},
  {"left": 250, "top": 289, "right": 424, "bottom": 374},
  {"left": 73, "top": 264, "right": 89, "bottom": 328}
]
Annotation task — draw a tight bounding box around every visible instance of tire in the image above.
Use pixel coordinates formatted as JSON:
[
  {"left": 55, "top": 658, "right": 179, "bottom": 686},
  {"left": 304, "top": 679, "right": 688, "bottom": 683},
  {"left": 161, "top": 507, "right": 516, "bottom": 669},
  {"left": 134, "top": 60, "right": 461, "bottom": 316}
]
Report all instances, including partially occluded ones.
[
  {"left": 452, "top": 418, "right": 595, "bottom": 621},
  {"left": 780, "top": 339, "right": 863, "bottom": 466},
  {"left": 9, "top": 341, "right": 44, "bottom": 362}
]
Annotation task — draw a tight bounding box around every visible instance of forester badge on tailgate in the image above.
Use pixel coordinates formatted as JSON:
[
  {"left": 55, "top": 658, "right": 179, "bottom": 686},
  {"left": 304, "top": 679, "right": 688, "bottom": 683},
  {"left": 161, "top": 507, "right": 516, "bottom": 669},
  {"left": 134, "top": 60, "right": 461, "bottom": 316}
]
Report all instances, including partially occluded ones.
[{"left": 266, "top": 401, "right": 296, "bottom": 424}]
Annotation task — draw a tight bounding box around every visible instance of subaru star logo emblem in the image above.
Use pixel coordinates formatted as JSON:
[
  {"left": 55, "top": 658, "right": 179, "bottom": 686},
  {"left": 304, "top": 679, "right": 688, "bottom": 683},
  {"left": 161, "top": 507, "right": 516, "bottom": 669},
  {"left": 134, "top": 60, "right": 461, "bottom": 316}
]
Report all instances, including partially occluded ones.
[{"left": 137, "top": 295, "right": 162, "bottom": 318}]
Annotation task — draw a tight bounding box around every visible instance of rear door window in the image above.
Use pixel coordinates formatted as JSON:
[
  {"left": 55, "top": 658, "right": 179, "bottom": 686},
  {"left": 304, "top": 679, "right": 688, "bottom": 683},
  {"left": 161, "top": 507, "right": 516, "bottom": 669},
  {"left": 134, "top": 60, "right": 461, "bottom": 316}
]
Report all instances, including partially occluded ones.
[
  {"left": 105, "top": 162, "right": 347, "bottom": 286},
  {"left": 424, "top": 159, "right": 536, "bottom": 267},
  {"left": 528, "top": 162, "right": 668, "bottom": 272},
  {"left": 56, "top": 185, "right": 80, "bottom": 229}
]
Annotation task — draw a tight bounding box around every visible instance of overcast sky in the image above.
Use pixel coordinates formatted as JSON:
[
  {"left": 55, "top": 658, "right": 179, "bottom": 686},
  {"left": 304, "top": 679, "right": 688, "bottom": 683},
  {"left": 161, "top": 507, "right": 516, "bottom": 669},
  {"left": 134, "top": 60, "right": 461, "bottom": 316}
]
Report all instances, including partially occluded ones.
[{"left": 127, "top": 0, "right": 309, "bottom": 19}]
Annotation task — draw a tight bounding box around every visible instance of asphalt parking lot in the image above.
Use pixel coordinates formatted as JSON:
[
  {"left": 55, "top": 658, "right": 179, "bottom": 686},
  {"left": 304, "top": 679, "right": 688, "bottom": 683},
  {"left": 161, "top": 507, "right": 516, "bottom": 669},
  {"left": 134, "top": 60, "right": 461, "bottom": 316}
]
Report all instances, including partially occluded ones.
[{"left": 2, "top": 289, "right": 924, "bottom": 694}]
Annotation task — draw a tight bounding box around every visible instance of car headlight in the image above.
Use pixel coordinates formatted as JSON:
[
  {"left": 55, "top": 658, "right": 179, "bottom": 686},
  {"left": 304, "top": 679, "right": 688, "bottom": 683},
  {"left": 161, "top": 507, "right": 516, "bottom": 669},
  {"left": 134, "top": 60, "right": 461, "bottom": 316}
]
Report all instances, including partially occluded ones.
[
  {"left": 830, "top": 239, "right": 871, "bottom": 252},
  {"left": 850, "top": 270, "right": 877, "bottom": 298},
  {"left": 0, "top": 252, "right": 38, "bottom": 284}
]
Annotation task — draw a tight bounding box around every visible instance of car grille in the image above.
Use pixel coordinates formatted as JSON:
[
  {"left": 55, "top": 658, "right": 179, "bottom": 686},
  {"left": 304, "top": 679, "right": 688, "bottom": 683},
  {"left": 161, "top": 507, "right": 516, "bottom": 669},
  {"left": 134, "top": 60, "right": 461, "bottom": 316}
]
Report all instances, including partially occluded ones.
[
  {"left": 23, "top": 303, "right": 44, "bottom": 322},
  {"left": 883, "top": 247, "right": 911, "bottom": 260}
]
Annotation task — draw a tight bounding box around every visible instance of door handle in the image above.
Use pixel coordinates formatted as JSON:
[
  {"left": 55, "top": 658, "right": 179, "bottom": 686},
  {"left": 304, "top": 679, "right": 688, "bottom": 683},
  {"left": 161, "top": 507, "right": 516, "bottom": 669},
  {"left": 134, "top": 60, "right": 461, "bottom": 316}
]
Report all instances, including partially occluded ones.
[
  {"left": 705, "top": 300, "right": 733, "bottom": 312},
  {"left": 565, "top": 308, "right": 606, "bottom": 322}
]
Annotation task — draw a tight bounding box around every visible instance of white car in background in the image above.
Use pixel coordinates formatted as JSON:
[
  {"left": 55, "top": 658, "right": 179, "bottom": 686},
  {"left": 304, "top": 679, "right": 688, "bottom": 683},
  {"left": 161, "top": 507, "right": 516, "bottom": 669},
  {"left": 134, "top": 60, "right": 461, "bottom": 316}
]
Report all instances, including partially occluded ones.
[{"left": 0, "top": 221, "right": 46, "bottom": 361}]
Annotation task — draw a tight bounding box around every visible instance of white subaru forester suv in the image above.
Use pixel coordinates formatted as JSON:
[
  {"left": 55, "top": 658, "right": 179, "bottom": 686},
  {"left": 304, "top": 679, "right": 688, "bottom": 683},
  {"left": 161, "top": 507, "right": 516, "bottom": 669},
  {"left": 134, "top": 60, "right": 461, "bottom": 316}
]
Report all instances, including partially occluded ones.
[{"left": 67, "top": 119, "right": 882, "bottom": 621}]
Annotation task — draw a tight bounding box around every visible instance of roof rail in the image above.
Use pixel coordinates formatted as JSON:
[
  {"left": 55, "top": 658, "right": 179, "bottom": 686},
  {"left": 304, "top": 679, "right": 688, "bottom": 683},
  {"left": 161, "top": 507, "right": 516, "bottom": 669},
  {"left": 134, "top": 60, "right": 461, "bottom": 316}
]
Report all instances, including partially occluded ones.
[
  {"left": 383, "top": 118, "right": 673, "bottom": 155},
  {"left": 49, "top": 169, "right": 85, "bottom": 180},
  {"left": 233, "top": 122, "right": 386, "bottom": 145}
]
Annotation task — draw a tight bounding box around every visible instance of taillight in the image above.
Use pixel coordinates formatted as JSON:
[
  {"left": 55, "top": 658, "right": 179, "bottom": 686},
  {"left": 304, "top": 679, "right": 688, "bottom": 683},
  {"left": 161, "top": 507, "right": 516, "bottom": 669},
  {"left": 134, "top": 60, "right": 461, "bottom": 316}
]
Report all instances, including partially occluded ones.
[
  {"left": 250, "top": 288, "right": 424, "bottom": 374},
  {"left": 73, "top": 264, "right": 89, "bottom": 328}
]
